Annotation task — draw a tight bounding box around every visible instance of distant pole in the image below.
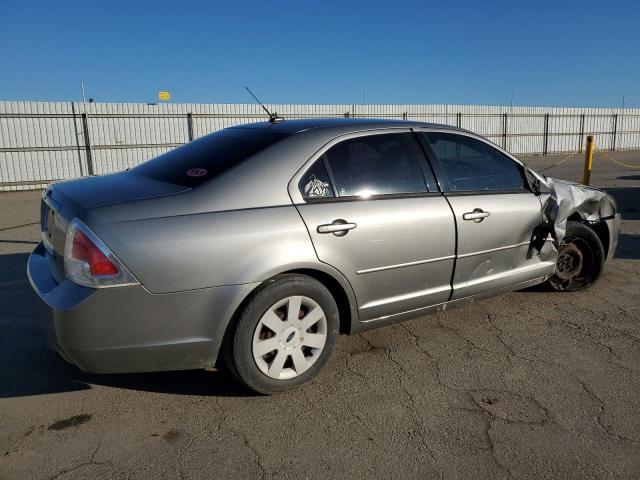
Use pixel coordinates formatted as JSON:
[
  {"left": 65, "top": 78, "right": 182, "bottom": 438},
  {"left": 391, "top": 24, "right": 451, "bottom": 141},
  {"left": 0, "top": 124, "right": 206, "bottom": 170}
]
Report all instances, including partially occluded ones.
[
  {"left": 509, "top": 90, "right": 514, "bottom": 111},
  {"left": 80, "top": 80, "right": 92, "bottom": 176},
  {"left": 618, "top": 95, "right": 626, "bottom": 154},
  {"left": 363, "top": 88, "right": 366, "bottom": 105}
]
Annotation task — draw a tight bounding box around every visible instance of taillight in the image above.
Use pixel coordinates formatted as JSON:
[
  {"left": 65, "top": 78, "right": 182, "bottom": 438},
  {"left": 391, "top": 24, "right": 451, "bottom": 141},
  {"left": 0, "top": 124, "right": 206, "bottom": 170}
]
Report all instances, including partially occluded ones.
[
  {"left": 71, "top": 229, "right": 119, "bottom": 276},
  {"left": 64, "top": 219, "right": 139, "bottom": 288}
]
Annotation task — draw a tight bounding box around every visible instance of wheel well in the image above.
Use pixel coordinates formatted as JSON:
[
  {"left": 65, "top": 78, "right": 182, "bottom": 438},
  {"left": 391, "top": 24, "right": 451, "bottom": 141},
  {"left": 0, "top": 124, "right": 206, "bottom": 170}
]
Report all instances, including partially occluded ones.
[
  {"left": 590, "top": 221, "right": 610, "bottom": 258},
  {"left": 217, "top": 268, "right": 353, "bottom": 368},
  {"left": 566, "top": 213, "right": 610, "bottom": 257},
  {"left": 284, "top": 268, "right": 353, "bottom": 335}
]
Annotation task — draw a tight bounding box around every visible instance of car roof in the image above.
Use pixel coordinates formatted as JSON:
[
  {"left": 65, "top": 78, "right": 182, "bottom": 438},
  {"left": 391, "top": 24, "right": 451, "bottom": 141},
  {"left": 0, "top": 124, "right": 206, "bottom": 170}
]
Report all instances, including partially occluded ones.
[{"left": 229, "top": 117, "right": 468, "bottom": 135}]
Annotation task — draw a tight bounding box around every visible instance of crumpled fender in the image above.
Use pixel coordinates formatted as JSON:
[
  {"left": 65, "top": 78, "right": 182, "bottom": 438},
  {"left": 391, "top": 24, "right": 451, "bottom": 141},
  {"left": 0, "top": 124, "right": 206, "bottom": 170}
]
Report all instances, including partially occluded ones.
[{"left": 529, "top": 176, "right": 616, "bottom": 256}]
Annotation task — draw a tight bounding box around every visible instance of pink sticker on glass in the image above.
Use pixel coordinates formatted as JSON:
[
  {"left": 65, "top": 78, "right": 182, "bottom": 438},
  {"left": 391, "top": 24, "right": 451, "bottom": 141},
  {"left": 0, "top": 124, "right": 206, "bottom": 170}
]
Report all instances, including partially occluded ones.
[{"left": 186, "top": 168, "right": 208, "bottom": 177}]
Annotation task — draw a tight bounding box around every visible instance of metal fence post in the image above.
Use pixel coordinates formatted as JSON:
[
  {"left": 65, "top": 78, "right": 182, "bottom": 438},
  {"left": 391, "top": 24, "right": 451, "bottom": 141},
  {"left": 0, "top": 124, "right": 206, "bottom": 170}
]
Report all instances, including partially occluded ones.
[
  {"left": 456, "top": 112, "right": 462, "bottom": 128},
  {"left": 543, "top": 113, "right": 550, "bottom": 155},
  {"left": 578, "top": 113, "right": 585, "bottom": 153},
  {"left": 70, "top": 102, "right": 85, "bottom": 176},
  {"left": 187, "top": 113, "right": 194, "bottom": 142},
  {"left": 81, "top": 112, "right": 94, "bottom": 176},
  {"left": 502, "top": 113, "right": 508, "bottom": 150},
  {"left": 611, "top": 114, "right": 618, "bottom": 151},
  {"left": 402, "top": 112, "right": 407, "bottom": 120}
]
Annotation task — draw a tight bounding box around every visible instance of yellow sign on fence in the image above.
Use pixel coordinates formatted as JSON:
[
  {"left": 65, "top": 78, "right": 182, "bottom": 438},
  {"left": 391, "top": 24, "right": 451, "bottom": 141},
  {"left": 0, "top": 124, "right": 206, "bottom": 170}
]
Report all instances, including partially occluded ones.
[{"left": 158, "top": 91, "right": 171, "bottom": 101}]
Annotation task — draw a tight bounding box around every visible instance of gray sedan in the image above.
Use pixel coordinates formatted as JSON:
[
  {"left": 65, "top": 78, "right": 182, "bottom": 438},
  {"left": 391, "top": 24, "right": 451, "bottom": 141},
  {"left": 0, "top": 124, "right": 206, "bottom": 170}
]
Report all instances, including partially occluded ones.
[{"left": 28, "top": 118, "right": 621, "bottom": 393}]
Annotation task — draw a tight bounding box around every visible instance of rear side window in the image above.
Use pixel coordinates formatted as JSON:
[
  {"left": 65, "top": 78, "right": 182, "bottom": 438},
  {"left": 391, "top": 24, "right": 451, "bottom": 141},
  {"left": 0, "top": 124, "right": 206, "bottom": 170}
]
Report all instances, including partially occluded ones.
[
  {"left": 323, "top": 133, "right": 430, "bottom": 197},
  {"left": 133, "top": 128, "right": 288, "bottom": 188},
  {"left": 300, "top": 159, "right": 334, "bottom": 199},
  {"left": 423, "top": 133, "right": 525, "bottom": 192}
]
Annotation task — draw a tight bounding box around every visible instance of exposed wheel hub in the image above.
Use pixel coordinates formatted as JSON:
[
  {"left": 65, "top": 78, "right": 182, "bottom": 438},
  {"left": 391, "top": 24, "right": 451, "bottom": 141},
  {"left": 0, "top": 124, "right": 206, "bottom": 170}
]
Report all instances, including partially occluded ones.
[{"left": 556, "top": 242, "right": 583, "bottom": 280}]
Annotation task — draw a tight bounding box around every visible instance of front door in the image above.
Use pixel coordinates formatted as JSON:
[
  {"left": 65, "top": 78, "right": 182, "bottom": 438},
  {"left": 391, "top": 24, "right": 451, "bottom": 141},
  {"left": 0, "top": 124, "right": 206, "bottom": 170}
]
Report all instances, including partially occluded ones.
[
  {"left": 419, "top": 131, "right": 556, "bottom": 299},
  {"left": 292, "top": 131, "right": 456, "bottom": 321}
]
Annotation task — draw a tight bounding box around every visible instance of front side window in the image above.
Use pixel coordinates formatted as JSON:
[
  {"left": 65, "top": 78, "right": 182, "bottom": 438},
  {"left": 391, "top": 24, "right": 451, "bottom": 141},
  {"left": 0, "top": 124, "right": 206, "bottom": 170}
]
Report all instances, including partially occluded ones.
[
  {"left": 423, "top": 133, "right": 525, "bottom": 192},
  {"left": 322, "top": 133, "right": 429, "bottom": 197}
]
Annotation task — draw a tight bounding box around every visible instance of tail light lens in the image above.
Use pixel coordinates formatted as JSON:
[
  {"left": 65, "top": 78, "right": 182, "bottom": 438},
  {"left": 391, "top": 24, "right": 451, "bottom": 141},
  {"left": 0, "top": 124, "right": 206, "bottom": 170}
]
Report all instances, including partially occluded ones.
[{"left": 64, "top": 219, "right": 139, "bottom": 288}]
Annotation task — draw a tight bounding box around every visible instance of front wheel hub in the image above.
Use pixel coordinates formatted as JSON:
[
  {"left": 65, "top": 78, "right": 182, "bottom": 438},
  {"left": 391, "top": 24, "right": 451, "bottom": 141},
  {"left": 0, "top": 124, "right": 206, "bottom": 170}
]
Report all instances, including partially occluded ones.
[{"left": 555, "top": 242, "right": 583, "bottom": 281}]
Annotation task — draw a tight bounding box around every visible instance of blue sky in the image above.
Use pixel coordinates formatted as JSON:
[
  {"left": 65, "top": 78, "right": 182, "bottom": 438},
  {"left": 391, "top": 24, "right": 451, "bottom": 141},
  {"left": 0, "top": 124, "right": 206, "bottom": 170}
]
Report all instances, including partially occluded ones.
[{"left": 0, "top": 0, "right": 638, "bottom": 107}]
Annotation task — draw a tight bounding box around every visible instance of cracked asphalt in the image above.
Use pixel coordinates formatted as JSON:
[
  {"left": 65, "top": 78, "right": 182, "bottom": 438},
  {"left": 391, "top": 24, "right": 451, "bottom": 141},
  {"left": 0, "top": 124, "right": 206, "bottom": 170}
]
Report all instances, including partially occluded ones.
[{"left": 1, "top": 151, "right": 639, "bottom": 479}]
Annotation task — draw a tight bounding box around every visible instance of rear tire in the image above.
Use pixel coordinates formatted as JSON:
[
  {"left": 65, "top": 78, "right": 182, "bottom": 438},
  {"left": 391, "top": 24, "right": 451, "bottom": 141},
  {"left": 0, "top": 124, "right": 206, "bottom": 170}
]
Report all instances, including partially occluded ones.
[
  {"left": 223, "top": 274, "right": 339, "bottom": 394},
  {"left": 546, "top": 220, "right": 605, "bottom": 292}
]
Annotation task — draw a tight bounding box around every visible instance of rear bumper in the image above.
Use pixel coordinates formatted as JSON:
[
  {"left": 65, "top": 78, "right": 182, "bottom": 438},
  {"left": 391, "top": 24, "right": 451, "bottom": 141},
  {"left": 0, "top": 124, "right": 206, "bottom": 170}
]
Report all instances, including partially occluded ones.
[
  {"left": 27, "top": 243, "right": 258, "bottom": 374},
  {"left": 605, "top": 213, "right": 622, "bottom": 260}
]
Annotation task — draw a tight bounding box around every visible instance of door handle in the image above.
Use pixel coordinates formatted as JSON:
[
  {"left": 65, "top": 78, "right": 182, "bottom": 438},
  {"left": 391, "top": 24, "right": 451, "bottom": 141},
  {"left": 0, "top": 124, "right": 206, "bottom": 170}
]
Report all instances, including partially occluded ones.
[
  {"left": 317, "top": 219, "right": 357, "bottom": 237},
  {"left": 463, "top": 209, "right": 491, "bottom": 223}
]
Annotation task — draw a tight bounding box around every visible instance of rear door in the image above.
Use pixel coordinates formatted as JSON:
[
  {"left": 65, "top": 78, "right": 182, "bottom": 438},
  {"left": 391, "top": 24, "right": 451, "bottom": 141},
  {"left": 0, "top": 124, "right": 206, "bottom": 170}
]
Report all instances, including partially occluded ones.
[
  {"left": 418, "top": 131, "right": 555, "bottom": 299},
  {"left": 290, "top": 130, "right": 456, "bottom": 321}
]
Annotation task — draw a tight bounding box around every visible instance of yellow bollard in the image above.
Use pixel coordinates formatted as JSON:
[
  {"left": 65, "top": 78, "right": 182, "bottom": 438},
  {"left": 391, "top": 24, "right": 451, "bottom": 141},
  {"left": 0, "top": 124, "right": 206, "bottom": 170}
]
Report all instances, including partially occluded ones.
[{"left": 582, "top": 135, "right": 595, "bottom": 186}]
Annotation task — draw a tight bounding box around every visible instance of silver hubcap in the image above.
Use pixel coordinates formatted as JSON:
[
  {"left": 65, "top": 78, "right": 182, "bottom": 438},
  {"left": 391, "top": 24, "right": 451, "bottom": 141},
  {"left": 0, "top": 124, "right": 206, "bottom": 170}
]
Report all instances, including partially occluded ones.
[{"left": 252, "top": 296, "right": 327, "bottom": 380}]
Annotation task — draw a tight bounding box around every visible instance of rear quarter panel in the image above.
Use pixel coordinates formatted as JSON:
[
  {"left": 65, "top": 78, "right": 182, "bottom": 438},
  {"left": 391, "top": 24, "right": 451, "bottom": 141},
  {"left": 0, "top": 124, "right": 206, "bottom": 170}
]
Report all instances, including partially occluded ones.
[{"left": 91, "top": 206, "right": 320, "bottom": 294}]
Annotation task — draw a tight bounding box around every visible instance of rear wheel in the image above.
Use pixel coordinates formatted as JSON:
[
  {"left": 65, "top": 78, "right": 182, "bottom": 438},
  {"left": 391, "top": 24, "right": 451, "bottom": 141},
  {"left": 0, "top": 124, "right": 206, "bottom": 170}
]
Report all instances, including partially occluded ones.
[
  {"left": 547, "top": 220, "right": 605, "bottom": 292},
  {"left": 223, "top": 274, "right": 339, "bottom": 394}
]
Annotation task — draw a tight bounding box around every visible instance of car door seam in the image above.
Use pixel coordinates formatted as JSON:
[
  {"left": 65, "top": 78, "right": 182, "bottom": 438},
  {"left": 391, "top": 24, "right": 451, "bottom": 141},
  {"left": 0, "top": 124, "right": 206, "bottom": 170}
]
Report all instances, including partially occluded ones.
[
  {"left": 443, "top": 193, "right": 459, "bottom": 302},
  {"left": 410, "top": 129, "right": 458, "bottom": 302}
]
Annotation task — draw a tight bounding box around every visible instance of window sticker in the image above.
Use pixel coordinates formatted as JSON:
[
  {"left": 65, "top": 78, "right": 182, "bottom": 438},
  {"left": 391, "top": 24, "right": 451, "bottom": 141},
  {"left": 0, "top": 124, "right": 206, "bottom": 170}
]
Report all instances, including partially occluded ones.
[{"left": 304, "top": 175, "right": 330, "bottom": 197}]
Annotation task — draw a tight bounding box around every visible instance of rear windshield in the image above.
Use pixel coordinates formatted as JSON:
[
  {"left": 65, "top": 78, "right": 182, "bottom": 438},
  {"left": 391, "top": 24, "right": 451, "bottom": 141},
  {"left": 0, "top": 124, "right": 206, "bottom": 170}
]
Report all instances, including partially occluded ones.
[{"left": 133, "top": 128, "right": 288, "bottom": 187}]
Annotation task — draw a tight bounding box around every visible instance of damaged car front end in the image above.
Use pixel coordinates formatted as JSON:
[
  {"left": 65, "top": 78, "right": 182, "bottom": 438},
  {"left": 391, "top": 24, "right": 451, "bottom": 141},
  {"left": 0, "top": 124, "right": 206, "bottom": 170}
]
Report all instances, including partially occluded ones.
[{"left": 530, "top": 172, "right": 620, "bottom": 291}]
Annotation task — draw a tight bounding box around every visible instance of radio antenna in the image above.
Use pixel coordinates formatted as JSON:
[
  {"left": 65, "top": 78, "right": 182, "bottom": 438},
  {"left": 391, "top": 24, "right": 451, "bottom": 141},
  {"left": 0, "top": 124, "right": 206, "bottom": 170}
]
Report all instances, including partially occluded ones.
[{"left": 244, "top": 87, "right": 283, "bottom": 123}]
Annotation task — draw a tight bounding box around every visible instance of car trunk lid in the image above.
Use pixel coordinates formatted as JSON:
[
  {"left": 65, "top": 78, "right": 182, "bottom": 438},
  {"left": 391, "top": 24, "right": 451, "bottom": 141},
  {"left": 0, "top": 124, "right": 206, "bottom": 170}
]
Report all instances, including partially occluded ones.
[
  {"left": 40, "top": 171, "right": 189, "bottom": 276},
  {"left": 49, "top": 170, "right": 190, "bottom": 210}
]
